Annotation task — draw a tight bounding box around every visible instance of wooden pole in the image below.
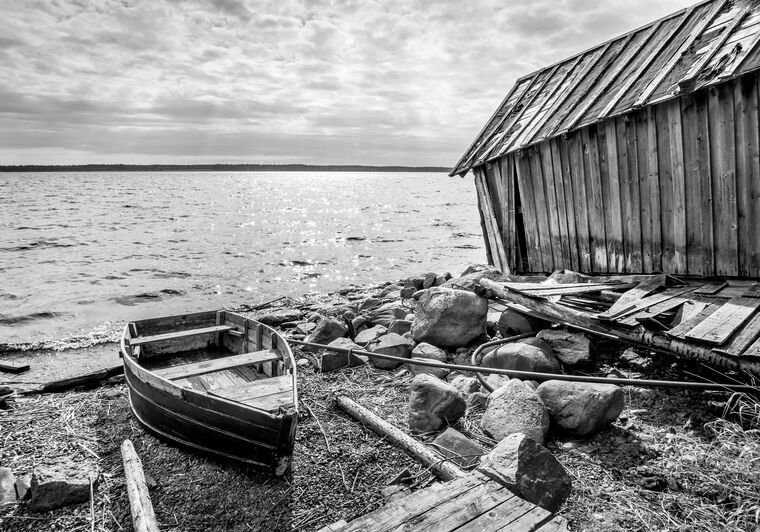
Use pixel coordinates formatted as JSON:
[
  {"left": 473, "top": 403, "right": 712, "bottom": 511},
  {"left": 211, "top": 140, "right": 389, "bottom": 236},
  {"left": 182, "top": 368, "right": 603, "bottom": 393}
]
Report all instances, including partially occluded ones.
[
  {"left": 23, "top": 365, "right": 125, "bottom": 395},
  {"left": 121, "top": 439, "right": 160, "bottom": 532},
  {"left": 335, "top": 395, "right": 467, "bottom": 482},
  {"left": 480, "top": 278, "right": 760, "bottom": 376}
]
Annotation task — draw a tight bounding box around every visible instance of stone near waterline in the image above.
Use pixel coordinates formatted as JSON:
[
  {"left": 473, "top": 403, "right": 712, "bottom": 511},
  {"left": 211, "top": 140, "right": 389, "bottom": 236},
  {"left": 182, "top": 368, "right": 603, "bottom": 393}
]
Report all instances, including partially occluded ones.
[
  {"left": 404, "top": 275, "right": 426, "bottom": 290},
  {"left": 256, "top": 309, "right": 302, "bottom": 326},
  {"left": 409, "top": 342, "right": 449, "bottom": 379},
  {"left": 408, "top": 374, "right": 466, "bottom": 433},
  {"left": 319, "top": 338, "right": 366, "bottom": 372},
  {"left": 422, "top": 272, "right": 438, "bottom": 289},
  {"left": 449, "top": 375, "right": 481, "bottom": 396},
  {"left": 0, "top": 468, "right": 16, "bottom": 506},
  {"left": 547, "top": 269, "right": 592, "bottom": 284},
  {"left": 478, "top": 433, "right": 572, "bottom": 512},
  {"left": 366, "top": 302, "right": 408, "bottom": 327},
  {"left": 358, "top": 297, "right": 383, "bottom": 312},
  {"left": 387, "top": 319, "right": 412, "bottom": 336},
  {"left": 304, "top": 317, "right": 348, "bottom": 351},
  {"left": 400, "top": 285, "right": 417, "bottom": 299},
  {"left": 350, "top": 315, "right": 367, "bottom": 331},
  {"left": 431, "top": 428, "right": 485, "bottom": 468},
  {"left": 536, "top": 380, "right": 625, "bottom": 437},
  {"left": 354, "top": 324, "right": 387, "bottom": 346},
  {"left": 481, "top": 379, "right": 550, "bottom": 444},
  {"left": 482, "top": 342, "right": 561, "bottom": 374},
  {"left": 536, "top": 329, "right": 592, "bottom": 366},
  {"left": 411, "top": 288, "right": 488, "bottom": 348},
  {"left": 460, "top": 264, "right": 503, "bottom": 276},
  {"left": 378, "top": 283, "right": 403, "bottom": 298},
  {"left": 30, "top": 461, "right": 96, "bottom": 512},
  {"left": 412, "top": 289, "right": 427, "bottom": 300},
  {"left": 366, "top": 333, "right": 413, "bottom": 370},
  {"left": 441, "top": 267, "right": 511, "bottom": 295}
]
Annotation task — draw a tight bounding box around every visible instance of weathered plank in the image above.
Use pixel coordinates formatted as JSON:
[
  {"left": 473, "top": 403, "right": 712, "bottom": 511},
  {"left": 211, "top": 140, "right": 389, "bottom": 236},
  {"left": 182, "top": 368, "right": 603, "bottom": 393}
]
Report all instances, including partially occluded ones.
[
  {"left": 558, "top": 138, "right": 580, "bottom": 270},
  {"left": 568, "top": 133, "right": 591, "bottom": 272},
  {"left": 734, "top": 75, "right": 760, "bottom": 277},
  {"left": 153, "top": 350, "right": 278, "bottom": 380},
  {"left": 667, "top": 99, "right": 687, "bottom": 273},
  {"left": 646, "top": 106, "right": 662, "bottom": 272},
  {"left": 713, "top": 312, "right": 760, "bottom": 356},
  {"left": 0, "top": 360, "right": 30, "bottom": 373},
  {"left": 597, "top": 275, "right": 666, "bottom": 319},
  {"left": 583, "top": 126, "right": 608, "bottom": 272},
  {"left": 529, "top": 147, "right": 555, "bottom": 271},
  {"left": 474, "top": 167, "right": 509, "bottom": 273},
  {"left": 667, "top": 301, "right": 722, "bottom": 339},
  {"left": 550, "top": 139, "right": 573, "bottom": 269},
  {"left": 540, "top": 142, "right": 564, "bottom": 269},
  {"left": 634, "top": 110, "right": 654, "bottom": 271},
  {"left": 601, "top": 121, "right": 625, "bottom": 272},
  {"left": 129, "top": 325, "right": 233, "bottom": 347},
  {"left": 656, "top": 103, "right": 676, "bottom": 273},
  {"left": 210, "top": 374, "right": 292, "bottom": 402},
  {"left": 455, "top": 496, "right": 546, "bottom": 532},
  {"left": 617, "top": 117, "right": 640, "bottom": 273},
  {"left": 708, "top": 83, "right": 739, "bottom": 276},
  {"left": 684, "top": 297, "right": 760, "bottom": 345}
]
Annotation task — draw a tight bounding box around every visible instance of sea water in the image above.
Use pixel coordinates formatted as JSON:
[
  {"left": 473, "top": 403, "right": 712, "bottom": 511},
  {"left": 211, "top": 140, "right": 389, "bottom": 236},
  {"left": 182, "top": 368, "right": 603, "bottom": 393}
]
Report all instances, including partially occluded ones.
[{"left": 0, "top": 171, "right": 484, "bottom": 344}]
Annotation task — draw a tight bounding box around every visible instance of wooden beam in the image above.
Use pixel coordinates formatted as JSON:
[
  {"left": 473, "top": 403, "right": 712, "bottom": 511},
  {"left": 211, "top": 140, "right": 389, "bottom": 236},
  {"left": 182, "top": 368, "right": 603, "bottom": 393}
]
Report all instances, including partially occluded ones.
[
  {"left": 474, "top": 168, "right": 510, "bottom": 273},
  {"left": 121, "top": 439, "right": 160, "bottom": 532},
  {"left": 634, "top": 0, "right": 728, "bottom": 107},
  {"left": 335, "top": 395, "right": 467, "bottom": 482},
  {"left": 0, "top": 360, "right": 30, "bottom": 374}
]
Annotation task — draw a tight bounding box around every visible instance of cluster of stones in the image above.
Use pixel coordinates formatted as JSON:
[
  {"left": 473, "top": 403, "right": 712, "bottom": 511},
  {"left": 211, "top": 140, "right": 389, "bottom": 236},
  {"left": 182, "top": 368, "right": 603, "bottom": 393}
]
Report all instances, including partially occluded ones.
[{"left": 258, "top": 264, "right": 628, "bottom": 511}]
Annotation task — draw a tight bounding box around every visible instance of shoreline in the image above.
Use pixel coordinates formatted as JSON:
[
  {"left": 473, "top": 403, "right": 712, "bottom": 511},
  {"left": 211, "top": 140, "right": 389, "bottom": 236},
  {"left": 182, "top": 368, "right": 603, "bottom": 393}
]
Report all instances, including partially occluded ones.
[{"left": 1, "top": 272, "right": 759, "bottom": 531}]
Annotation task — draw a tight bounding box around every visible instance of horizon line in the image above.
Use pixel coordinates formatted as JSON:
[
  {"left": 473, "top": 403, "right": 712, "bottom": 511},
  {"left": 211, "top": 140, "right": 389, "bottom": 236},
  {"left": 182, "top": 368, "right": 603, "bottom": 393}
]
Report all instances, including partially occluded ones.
[{"left": 0, "top": 163, "right": 453, "bottom": 172}]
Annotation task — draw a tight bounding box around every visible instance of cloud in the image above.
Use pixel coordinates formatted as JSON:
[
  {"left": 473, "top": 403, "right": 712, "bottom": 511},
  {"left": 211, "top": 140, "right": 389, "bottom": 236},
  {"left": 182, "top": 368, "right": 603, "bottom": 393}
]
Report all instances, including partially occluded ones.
[{"left": 1, "top": 0, "right": 695, "bottom": 165}]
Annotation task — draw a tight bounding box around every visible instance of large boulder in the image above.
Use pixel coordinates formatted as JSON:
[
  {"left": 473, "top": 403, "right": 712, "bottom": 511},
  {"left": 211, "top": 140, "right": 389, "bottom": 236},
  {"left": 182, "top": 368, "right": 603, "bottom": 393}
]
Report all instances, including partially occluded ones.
[
  {"left": 366, "top": 333, "right": 413, "bottom": 370},
  {"left": 0, "top": 468, "right": 15, "bottom": 506},
  {"left": 30, "top": 461, "right": 96, "bottom": 512},
  {"left": 478, "top": 433, "right": 572, "bottom": 512},
  {"left": 536, "top": 330, "right": 592, "bottom": 366},
  {"left": 366, "top": 302, "right": 408, "bottom": 327},
  {"left": 536, "top": 380, "right": 625, "bottom": 437},
  {"left": 354, "top": 324, "right": 387, "bottom": 346},
  {"left": 408, "top": 374, "right": 466, "bottom": 433},
  {"left": 431, "top": 428, "right": 485, "bottom": 468},
  {"left": 409, "top": 342, "right": 449, "bottom": 379},
  {"left": 482, "top": 342, "right": 561, "bottom": 374},
  {"left": 481, "top": 380, "right": 550, "bottom": 444},
  {"left": 411, "top": 288, "right": 487, "bottom": 348},
  {"left": 319, "top": 338, "right": 366, "bottom": 372},
  {"left": 305, "top": 317, "right": 347, "bottom": 350}
]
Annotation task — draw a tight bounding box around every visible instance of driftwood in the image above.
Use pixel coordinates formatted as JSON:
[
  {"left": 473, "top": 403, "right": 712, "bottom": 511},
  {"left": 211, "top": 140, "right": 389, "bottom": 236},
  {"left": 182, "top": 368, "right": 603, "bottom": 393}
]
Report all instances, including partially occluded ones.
[
  {"left": 0, "top": 360, "right": 30, "bottom": 374},
  {"left": 335, "top": 395, "right": 466, "bottom": 481},
  {"left": 24, "top": 365, "right": 124, "bottom": 395},
  {"left": 480, "top": 278, "right": 760, "bottom": 377},
  {"left": 121, "top": 439, "right": 160, "bottom": 532}
]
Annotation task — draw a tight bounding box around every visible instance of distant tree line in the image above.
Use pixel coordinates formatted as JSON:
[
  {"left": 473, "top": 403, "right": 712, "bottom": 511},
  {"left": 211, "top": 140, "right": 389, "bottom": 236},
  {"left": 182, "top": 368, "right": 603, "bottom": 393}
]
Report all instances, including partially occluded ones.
[{"left": 0, "top": 163, "right": 451, "bottom": 172}]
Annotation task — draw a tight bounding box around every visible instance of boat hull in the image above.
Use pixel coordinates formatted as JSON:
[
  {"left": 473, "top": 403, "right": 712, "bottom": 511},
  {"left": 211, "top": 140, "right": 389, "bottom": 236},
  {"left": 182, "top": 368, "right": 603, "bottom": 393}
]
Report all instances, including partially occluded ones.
[{"left": 120, "top": 311, "right": 298, "bottom": 476}]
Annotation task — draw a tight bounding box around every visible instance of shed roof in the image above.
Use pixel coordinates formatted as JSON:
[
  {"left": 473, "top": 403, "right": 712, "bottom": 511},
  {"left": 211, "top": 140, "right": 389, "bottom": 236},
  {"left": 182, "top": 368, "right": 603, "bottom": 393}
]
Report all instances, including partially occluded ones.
[{"left": 451, "top": 0, "right": 760, "bottom": 176}]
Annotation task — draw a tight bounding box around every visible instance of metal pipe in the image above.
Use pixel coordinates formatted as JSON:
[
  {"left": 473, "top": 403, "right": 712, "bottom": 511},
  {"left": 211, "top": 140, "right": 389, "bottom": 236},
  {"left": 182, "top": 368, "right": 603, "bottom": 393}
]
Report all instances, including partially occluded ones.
[{"left": 288, "top": 339, "right": 759, "bottom": 393}]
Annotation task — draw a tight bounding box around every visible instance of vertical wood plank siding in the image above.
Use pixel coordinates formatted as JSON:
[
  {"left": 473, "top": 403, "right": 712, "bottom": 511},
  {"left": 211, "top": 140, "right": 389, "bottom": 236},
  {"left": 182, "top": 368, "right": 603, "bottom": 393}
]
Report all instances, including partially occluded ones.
[{"left": 475, "top": 72, "right": 760, "bottom": 278}]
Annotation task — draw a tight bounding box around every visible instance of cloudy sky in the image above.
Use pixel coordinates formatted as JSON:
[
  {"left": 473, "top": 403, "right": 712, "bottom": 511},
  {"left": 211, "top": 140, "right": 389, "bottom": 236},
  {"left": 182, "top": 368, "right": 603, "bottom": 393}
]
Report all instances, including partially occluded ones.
[{"left": 2, "top": 0, "right": 694, "bottom": 166}]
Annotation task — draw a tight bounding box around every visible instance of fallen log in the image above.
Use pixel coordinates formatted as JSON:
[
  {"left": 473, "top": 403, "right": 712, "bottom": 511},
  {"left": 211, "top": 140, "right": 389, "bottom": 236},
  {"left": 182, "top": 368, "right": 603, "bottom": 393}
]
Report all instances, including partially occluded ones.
[
  {"left": 480, "top": 278, "right": 760, "bottom": 377},
  {"left": 0, "top": 360, "right": 30, "bottom": 374},
  {"left": 335, "top": 395, "right": 466, "bottom": 481},
  {"left": 23, "top": 365, "right": 124, "bottom": 395},
  {"left": 121, "top": 439, "right": 160, "bottom": 532}
]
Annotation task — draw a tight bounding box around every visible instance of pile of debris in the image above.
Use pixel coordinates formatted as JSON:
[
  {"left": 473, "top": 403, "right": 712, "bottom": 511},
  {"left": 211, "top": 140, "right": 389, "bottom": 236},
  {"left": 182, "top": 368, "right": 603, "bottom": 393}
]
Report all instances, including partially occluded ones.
[{"left": 256, "top": 264, "right": 635, "bottom": 512}]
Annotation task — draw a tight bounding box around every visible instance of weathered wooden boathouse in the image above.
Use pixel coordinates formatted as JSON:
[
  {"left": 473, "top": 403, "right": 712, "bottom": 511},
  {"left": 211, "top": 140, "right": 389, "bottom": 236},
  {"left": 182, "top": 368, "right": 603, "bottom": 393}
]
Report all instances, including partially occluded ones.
[{"left": 453, "top": 0, "right": 760, "bottom": 278}]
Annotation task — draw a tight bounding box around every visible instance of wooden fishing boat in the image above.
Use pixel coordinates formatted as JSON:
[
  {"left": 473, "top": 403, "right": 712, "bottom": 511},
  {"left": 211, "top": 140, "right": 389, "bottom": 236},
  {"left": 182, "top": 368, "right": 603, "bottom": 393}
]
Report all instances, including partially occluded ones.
[{"left": 119, "top": 310, "right": 298, "bottom": 475}]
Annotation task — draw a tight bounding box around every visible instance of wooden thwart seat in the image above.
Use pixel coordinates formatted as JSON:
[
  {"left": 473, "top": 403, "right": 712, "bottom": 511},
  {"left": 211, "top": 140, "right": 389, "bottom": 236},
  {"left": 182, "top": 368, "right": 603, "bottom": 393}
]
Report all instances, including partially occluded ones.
[
  {"left": 129, "top": 325, "right": 234, "bottom": 347},
  {"left": 210, "top": 375, "right": 294, "bottom": 413},
  {"left": 154, "top": 350, "right": 279, "bottom": 381}
]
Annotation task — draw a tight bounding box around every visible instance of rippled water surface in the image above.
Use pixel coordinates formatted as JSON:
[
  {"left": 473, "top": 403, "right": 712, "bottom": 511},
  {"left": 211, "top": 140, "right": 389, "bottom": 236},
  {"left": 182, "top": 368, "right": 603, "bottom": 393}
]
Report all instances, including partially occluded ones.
[{"left": 0, "top": 171, "right": 484, "bottom": 343}]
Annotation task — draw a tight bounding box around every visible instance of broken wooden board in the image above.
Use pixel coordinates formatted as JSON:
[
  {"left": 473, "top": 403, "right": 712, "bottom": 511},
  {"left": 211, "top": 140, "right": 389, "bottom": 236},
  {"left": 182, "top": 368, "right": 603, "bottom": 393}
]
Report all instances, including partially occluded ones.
[
  {"left": 0, "top": 360, "right": 31, "bottom": 374},
  {"left": 712, "top": 312, "right": 760, "bottom": 357},
  {"left": 694, "top": 281, "right": 729, "bottom": 295},
  {"left": 318, "top": 471, "right": 566, "bottom": 532},
  {"left": 600, "top": 286, "right": 695, "bottom": 323},
  {"left": 666, "top": 301, "right": 722, "bottom": 339},
  {"left": 504, "top": 282, "right": 638, "bottom": 298},
  {"left": 684, "top": 297, "right": 760, "bottom": 345},
  {"left": 596, "top": 275, "right": 666, "bottom": 319}
]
